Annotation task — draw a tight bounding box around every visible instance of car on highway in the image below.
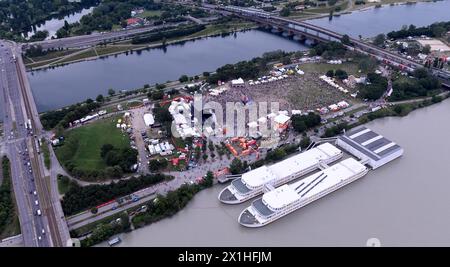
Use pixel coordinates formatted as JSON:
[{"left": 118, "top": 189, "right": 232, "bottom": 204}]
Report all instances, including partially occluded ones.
[
  {"left": 33, "top": 191, "right": 37, "bottom": 195},
  {"left": 36, "top": 209, "right": 41, "bottom": 216},
  {"left": 42, "top": 229, "right": 45, "bottom": 235},
  {"left": 38, "top": 236, "right": 42, "bottom": 241},
  {"left": 35, "top": 200, "right": 38, "bottom": 206}
]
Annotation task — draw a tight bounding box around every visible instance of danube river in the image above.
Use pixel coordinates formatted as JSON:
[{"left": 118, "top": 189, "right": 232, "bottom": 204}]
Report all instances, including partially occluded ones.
[
  {"left": 27, "top": 0, "right": 450, "bottom": 112},
  {"left": 103, "top": 98, "right": 450, "bottom": 247},
  {"left": 308, "top": 0, "right": 450, "bottom": 38},
  {"left": 28, "top": 30, "right": 307, "bottom": 112}
]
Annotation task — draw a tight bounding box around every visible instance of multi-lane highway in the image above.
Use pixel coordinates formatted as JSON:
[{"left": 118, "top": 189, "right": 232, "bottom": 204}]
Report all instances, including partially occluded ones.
[
  {"left": 25, "top": 22, "right": 188, "bottom": 51},
  {"left": 0, "top": 40, "right": 69, "bottom": 247}
]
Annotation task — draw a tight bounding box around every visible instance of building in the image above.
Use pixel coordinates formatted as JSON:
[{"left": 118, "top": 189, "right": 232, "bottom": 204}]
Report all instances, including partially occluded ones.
[
  {"left": 143, "top": 113, "right": 154, "bottom": 127},
  {"left": 231, "top": 78, "right": 245, "bottom": 87},
  {"left": 126, "top": 17, "right": 144, "bottom": 27},
  {"left": 336, "top": 126, "right": 403, "bottom": 169},
  {"left": 273, "top": 114, "right": 290, "bottom": 131}
]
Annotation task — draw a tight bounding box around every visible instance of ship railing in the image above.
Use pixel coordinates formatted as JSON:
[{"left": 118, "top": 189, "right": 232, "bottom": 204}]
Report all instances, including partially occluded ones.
[{"left": 306, "top": 137, "right": 338, "bottom": 150}]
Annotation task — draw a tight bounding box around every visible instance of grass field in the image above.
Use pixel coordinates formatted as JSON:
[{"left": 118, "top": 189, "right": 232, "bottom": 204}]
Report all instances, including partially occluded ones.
[
  {"left": 41, "top": 139, "right": 50, "bottom": 170},
  {"left": 55, "top": 116, "right": 130, "bottom": 172},
  {"left": 137, "top": 10, "right": 162, "bottom": 18},
  {"left": 299, "top": 61, "right": 362, "bottom": 76}
]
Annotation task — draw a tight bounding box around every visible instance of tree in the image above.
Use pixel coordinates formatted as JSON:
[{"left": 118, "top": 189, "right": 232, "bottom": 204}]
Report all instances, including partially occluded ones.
[
  {"left": 91, "top": 207, "right": 98, "bottom": 214},
  {"left": 149, "top": 159, "right": 168, "bottom": 172},
  {"left": 300, "top": 136, "right": 311, "bottom": 149},
  {"left": 100, "top": 144, "right": 114, "bottom": 158},
  {"left": 358, "top": 57, "right": 377, "bottom": 73},
  {"left": 203, "top": 71, "right": 210, "bottom": 77},
  {"left": 194, "top": 146, "right": 201, "bottom": 161},
  {"left": 202, "top": 154, "right": 208, "bottom": 161},
  {"left": 203, "top": 171, "right": 214, "bottom": 187},
  {"left": 179, "top": 75, "right": 189, "bottom": 83},
  {"left": 422, "top": 44, "right": 431, "bottom": 54},
  {"left": 96, "top": 94, "right": 104, "bottom": 102},
  {"left": 108, "top": 88, "right": 116, "bottom": 96},
  {"left": 292, "top": 118, "right": 307, "bottom": 133},
  {"left": 432, "top": 25, "right": 446, "bottom": 37},
  {"left": 335, "top": 69, "right": 348, "bottom": 80},
  {"left": 266, "top": 148, "right": 287, "bottom": 161},
  {"left": 373, "top": 34, "right": 386, "bottom": 47},
  {"left": 341, "top": 34, "right": 351, "bottom": 45},
  {"left": 155, "top": 83, "right": 166, "bottom": 90},
  {"left": 326, "top": 70, "right": 335, "bottom": 77},
  {"left": 280, "top": 7, "right": 291, "bottom": 17},
  {"left": 151, "top": 90, "right": 164, "bottom": 100},
  {"left": 229, "top": 158, "right": 243, "bottom": 174}
]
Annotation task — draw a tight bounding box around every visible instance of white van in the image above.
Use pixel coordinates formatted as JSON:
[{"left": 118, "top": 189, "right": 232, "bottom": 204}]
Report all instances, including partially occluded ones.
[
  {"left": 36, "top": 209, "right": 41, "bottom": 216},
  {"left": 35, "top": 200, "right": 39, "bottom": 206}
]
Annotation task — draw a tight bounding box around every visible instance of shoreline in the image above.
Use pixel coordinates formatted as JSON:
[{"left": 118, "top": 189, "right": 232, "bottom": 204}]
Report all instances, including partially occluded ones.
[
  {"left": 78, "top": 92, "right": 449, "bottom": 247},
  {"left": 26, "top": 25, "right": 258, "bottom": 72},
  {"left": 295, "top": 0, "right": 438, "bottom": 22}
]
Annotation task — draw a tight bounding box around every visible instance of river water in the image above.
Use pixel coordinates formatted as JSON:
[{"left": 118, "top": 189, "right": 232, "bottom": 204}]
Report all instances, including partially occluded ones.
[
  {"left": 308, "top": 0, "right": 450, "bottom": 38},
  {"left": 26, "top": 7, "right": 94, "bottom": 39},
  {"left": 26, "top": 0, "right": 450, "bottom": 113},
  {"left": 27, "top": 30, "right": 307, "bottom": 112},
  {"left": 102, "top": 98, "right": 450, "bottom": 247}
]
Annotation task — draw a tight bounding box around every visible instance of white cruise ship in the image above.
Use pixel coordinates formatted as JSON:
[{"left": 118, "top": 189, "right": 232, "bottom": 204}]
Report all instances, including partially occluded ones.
[
  {"left": 238, "top": 158, "right": 369, "bottom": 227},
  {"left": 218, "top": 143, "right": 343, "bottom": 204}
]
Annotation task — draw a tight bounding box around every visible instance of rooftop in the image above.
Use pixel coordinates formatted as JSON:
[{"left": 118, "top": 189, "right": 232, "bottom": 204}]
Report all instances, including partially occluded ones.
[
  {"left": 338, "top": 126, "right": 402, "bottom": 161},
  {"left": 241, "top": 142, "right": 342, "bottom": 188},
  {"left": 261, "top": 158, "right": 367, "bottom": 210}
]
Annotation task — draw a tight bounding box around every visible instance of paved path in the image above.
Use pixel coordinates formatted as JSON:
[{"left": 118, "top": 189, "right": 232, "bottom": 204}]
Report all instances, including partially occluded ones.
[{"left": 0, "top": 234, "right": 23, "bottom": 247}]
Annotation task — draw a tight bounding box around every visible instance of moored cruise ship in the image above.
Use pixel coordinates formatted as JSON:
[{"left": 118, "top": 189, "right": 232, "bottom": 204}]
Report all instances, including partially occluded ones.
[
  {"left": 218, "top": 143, "right": 343, "bottom": 204},
  {"left": 238, "top": 158, "right": 369, "bottom": 227}
]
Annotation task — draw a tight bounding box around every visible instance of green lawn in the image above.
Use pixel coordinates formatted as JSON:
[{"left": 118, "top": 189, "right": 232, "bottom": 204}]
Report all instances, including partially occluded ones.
[
  {"left": 55, "top": 116, "right": 130, "bottom": 172},
  {"left": 41, "top": 139, "right": 50, "bottom": 170},
  {"left": 299, "top": 61, "right": 362, "bottom": 76},
  {"left": 137, "top": 10, "right": 162, "bottom": 18}
]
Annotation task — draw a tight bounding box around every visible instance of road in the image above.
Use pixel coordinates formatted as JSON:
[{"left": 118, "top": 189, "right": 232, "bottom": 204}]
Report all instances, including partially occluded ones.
[
  {"left": 25, "top": 22, "right": 188, "bottom": 51},
  {"left": 0, "top": 40, "right": 70, "bottom": 246}
]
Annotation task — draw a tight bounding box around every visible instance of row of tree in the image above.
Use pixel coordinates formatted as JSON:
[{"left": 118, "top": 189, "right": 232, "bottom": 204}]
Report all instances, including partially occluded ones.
[
  {"left": 40, "top": 98, "right": 101, "bottom": 130},
  {"left": 206, "top": 50, "right": 292, "bottom": 84},
  {"left": 358, "top": 72, "right": 388, "bottom": 100},
  {"left": 61, "top": 173, "right": 173, "bottom": 215},
  {"left": 389, "top": 68, "right": 441, "bottom": 101},
  {"left": 80, "top": 212, "right": 130, "bottom": 247},
  {"left": 310, "top": 41, "right": 347, "bottom": 59},
  {"left": 131, "top": 172, "right": 214, "bottom": 228},
  {"left": 100, "top": 144, "right": 138, "bottom": 173},
  {"left": 131, "top": 25, "right": 205, "bottom": 44},
  {"left": 0, "top": 156, "right": 14, "bottom": 235},
  {"left": 387, "top": 22, "right": 450, "bottom": 40},
  {"left": 291, "top": 112, "right": 321, "bottom": 133}
]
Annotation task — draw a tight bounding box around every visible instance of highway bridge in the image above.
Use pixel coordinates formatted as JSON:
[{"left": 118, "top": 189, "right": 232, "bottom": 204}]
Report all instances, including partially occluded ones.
[
  {"left": 0, "top": 41, "right": 70, "bottom": 247},
  {"left": 216, "top": 5, "right": 450, "bottom": 87}
]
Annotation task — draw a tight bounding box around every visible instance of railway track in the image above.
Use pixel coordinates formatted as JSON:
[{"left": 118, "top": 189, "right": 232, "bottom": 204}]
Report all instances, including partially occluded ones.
[{"left": 14, "top": 56, "right": 63, "bottom": 247}]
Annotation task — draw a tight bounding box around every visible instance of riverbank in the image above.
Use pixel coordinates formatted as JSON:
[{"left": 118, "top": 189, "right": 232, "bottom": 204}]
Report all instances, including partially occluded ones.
[
  {"left": 0, "top": 157, "right": 21, "bottom": 240},
  {"left": 291, "top": 0, "right": 438, "bottom": 22},
  {"left": 80, "top": 89, "right": 448, "bottom": 247},
  {"left": 77, "top": 173, "right": 214, "bottom": 247},
  {"left": 25, "top": 22, "right": 257, "bottom": 71},
  {"left": 97, "top": 94, "right": 450, "bottom": 247}
]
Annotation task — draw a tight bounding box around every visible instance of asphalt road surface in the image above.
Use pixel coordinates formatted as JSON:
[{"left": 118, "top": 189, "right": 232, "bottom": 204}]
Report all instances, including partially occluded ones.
[{"left": 0, "top": 40, "right": 70, "bottom": 246}]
